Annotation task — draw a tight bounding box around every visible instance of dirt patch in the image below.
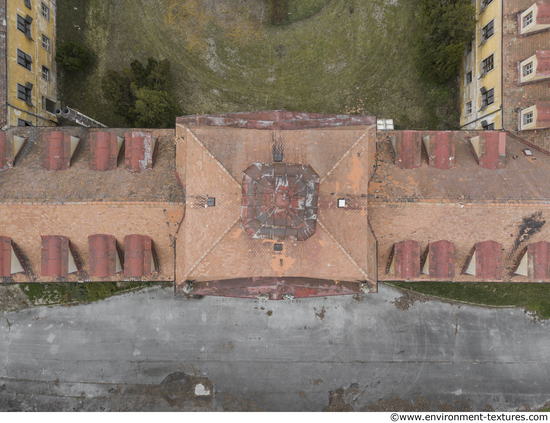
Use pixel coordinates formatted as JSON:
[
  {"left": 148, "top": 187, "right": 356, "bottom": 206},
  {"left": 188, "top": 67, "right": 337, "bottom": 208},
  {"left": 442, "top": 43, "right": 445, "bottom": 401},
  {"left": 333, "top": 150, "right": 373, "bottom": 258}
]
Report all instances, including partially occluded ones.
[
  {"left": 365, "top": 395, "right": 472, "bottom": 412},
  {"left": 266, "top": 310, "right": 273, "bottom": 316},
  {"left": 391, "top": 288, "right": 431, "bottom": 311},
  {"left": 159, "top": 371, "right": 213, "bottom": 409},
  {"left": 314, "top": 306, "right": 326, "bottom": 320},
  {"left": 325, "top": 385, "right": 364, "bottom": 412},
  {"left": 0, "top": 285, "right": 32, "bottom": 314},
  {"left": 299, "top": 391, "right": 307, "bottom": 398},
  {"left": 310, "top": 379, "right": 324, "bottom": 385}
]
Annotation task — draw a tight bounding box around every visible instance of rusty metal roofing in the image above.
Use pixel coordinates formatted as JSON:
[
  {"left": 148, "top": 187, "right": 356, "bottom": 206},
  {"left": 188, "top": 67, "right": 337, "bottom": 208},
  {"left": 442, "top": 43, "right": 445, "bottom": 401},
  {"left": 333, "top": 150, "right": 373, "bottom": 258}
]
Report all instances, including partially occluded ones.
[
  {"left": 90, "top": 132, "right": 120, "bottom": 171},
  {"left": 393, "top": 240, "right": 420, "bottom": 279},
  {"left": 424, "top": 132, "right": 456, "bottom": 169},
  {"left": 124, "top": 234, "right": 154, "bottom": 277},
  {"left": 475, "top": 240, "right": 502, "bottom": 280},
  {"left": 527, "top": 241, "right": 550, "bottom": 279},
  {"left": 88, "top": 234, "right": 118, "bottom": 277},
  {"left": 177, "top": 111, "right": 376, "bottom": 130},
  {"left": 41, "top": 235, "right": 69, "bottom": 277},
  {"left": 190, "top": 277, "right": 360, "bottom": 299},
  {"left": 0, "top": 236, "right": 10, "bottom": 277},
  {"left": 391, "top": 131, "right": 421, "bottom": 169},
  {"left": 125, "top": 132, "right": 154, "bottom": 173},
  {"left": 428, "top": 240, "right": 455, "bottom": 278},
  {"left": 241, "top": 163, "right": 320, "bottom": 241}
]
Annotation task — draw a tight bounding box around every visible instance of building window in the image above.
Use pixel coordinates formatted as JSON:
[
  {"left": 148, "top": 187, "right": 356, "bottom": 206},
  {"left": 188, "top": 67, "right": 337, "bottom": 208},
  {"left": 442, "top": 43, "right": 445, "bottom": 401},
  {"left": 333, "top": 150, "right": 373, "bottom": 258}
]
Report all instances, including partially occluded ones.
[
  {"left": 207, "top": 197, "right": 216, "bottom": 207},
  {"left": 42, "top": 65, "right": 50, "bottom": 81},
  {"left": 17, "top": 14, "right": 32, "bottom": 39},
  {"left": 481, "top": 20, "right": 494, "bottom": 42},
  {"left": 17, "top": 83, "right": 33, "bottom": 107},
  {"left": 16, "top": 49, "right": 32, "bottom": 71},
  {"left": 523, "top": 62, "right": 533, "bottom": 76},
  {"left": 274, "top": 244, "right": 283, "bottom": 252},
  {"left": 42, "top": 96, "right": 56, "bottom": 114},
  {"left": 466, "top": 101, "right": 472, "bottom": 115},
  {"left": 482, "top": 121, "right": 495, "bottom": 130},
  {"left": 42, "top": 34, "right": 50, "bottom": 52},
  {"left": 524, "top": 11, "right": 533, "bottom": 27},
  {"left": 481, "top": 54, "right": 494, "bottom": 75},
  {"left": 41, "top": 3, "right": 50, "bottom": 21},
  {"left": 24, "top": 0, "right": 31, "bottom": 8},
  {"left": 481, "top": 87, "right": 494, "bottom": 109},
  {"left": 480, "top": 0, "right": 493, "bottom": 11},
  {"left": 523, "top": 111, "right": 534, "bottom": 125},
  {"left": 17, "top": 118, "right": 32, "bottom": 126},
  {"left": 466, "top": 71, "right": 472, "bottom": 84}
]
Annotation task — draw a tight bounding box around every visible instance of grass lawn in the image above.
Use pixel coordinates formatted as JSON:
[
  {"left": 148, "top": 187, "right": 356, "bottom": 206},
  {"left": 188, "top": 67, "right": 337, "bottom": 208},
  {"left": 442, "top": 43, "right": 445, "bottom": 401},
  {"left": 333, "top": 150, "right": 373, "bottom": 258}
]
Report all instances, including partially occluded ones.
[
  {"left": 386, "top": 282, "right": 550, "bottom": 320},
  {"left": 19, "top": 282, "right": 169, "bottom": 306},
  {"left": 56, "top": 0, "right": 459, "bottom": 129}
]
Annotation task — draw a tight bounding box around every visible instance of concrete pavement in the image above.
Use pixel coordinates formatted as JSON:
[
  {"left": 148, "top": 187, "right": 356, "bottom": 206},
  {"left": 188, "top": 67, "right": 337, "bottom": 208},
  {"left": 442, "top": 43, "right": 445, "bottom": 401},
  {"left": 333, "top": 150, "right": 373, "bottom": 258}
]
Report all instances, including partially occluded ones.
[{"left": 0, "top": 284, "right": 549, "bottom": 411}]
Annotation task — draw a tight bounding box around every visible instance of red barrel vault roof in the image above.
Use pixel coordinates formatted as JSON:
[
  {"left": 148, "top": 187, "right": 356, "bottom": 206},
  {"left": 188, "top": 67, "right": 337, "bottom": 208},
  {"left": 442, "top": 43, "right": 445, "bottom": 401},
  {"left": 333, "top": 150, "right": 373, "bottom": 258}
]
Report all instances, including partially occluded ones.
[
  {"left": 90, "top": 132, "right": 120, "bottom": 171},
  {"left": 88, "top": 234, "right": 119, "bottom": 277},
  {"left": 124, "top": 234, "right": 154, "bottom": 277},
  {"left": 41, "top": 235, "right": 69, "bottom": 277},
  {"left": 0, "top": 236, "right": 11, "bottom": 277}
]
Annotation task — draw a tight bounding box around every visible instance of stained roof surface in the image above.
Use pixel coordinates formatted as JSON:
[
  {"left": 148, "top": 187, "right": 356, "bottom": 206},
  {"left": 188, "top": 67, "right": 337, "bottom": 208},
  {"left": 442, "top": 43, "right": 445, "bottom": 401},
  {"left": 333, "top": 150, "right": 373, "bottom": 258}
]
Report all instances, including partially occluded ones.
[
  {"left": 177, "top": 123, "right": 377, "bottom": 288},
  {"left": 241, "top": 163, "right": 320, "bottom": 241},
  {"left": 371, "top": 131, "right": 550, "bottom": 203},
  {"left": 0, "top": 128, "right": 184, "bottom": 203}
]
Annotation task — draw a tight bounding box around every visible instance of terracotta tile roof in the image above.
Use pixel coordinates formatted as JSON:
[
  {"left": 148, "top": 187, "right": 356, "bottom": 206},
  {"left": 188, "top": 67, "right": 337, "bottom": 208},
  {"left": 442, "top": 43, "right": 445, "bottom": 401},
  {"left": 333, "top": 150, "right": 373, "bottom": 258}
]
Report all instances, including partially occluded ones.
[
  {"left": 502, "top": 0, "right": 550, "bottom": 150},
  {"left": 124, "top": 235, "right": 155, "bottom": 277},
  {"left": 0, "top": 128, "right": 184, "bottom": 203},
  {"left": 536, "top": 101, "right": 550, "bottom": 127},
  {"left": 0, "top": 236, "right": 10, "bottom": 277},
  {"left": 471, "top": 240, "right": 503, "bottom": 280},
  {"left": 390, "top": 240, "right": 421, "bottom": 279},
  {"left": 40, "top": 235, "right": 70, "bottom": 277},
  {"left": 426, "top": 240, "right": 455, "bottom": 278},
  {"left": 177, "top": 110, "right": 376, "bottom": 130},
  {"left": 241, "top": 163, "right": 320, "bottom": 241},
  {"left": 125, "top": 131, "right": 156, "bottom": 173},
  {"left": 371, "top": 130, "right": 550, "bottom": 203},
  {"left": 527, "top": 241, "right": 550, "bottom": 279},
  {"left": 90, "top": 132, "right": 120, "bottom": 171},
  {"left": 88, "top": 234, "right": 119, "bottom": 277},
  {"left": 177, "top": 123, "right": 377, "bottom": 295}
]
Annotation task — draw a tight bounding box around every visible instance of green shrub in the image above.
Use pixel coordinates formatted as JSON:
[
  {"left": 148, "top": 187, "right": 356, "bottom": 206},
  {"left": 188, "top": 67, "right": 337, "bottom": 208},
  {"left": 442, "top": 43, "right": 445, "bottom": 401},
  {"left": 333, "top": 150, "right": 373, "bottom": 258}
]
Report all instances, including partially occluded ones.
[
  {"left": 101, "top": 58, "right": 182, "bottom": 128},
  {"left": 268, "top": 0, "right": 288, "bottom": 24},
  {"left": 55, "top": 42, "right": 95, "bottom": 72}
]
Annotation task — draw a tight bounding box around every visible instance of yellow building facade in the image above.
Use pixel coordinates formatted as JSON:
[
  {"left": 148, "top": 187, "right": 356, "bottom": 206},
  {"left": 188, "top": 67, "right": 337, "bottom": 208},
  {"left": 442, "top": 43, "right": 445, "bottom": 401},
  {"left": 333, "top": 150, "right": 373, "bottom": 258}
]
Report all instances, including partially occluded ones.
[
  {"left": 4, "top": 0, "right": 56, "bottom": 127},
  {"left": 460, "top": 0, "right": 503, "bottom": 130}
]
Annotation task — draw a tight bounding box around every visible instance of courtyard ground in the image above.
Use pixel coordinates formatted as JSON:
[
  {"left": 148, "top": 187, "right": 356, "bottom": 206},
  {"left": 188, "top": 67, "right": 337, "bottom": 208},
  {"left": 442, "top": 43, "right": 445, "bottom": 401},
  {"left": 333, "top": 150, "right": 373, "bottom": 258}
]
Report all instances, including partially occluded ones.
[{"left": 56, "top": 0, "right": 458, "bottom": 129}]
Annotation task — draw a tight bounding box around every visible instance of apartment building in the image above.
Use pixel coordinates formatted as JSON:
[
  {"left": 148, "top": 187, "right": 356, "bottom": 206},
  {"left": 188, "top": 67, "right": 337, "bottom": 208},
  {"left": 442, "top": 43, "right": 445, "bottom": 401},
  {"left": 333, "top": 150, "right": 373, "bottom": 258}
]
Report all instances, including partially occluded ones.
[{"left": 0, "top": 0, "right": 57, "bottom": 128}]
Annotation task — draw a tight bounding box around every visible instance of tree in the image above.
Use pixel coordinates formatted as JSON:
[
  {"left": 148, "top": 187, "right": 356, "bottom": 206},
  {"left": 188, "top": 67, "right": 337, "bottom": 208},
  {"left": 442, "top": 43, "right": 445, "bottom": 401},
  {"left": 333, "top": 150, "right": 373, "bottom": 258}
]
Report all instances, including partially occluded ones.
[
  {"left": 101, "top": 58, "right": 182, "bottom": 128},
  {"left": 415, "top": 0, "right": 476, "bottom": 83},
  {"left": 55, "top": 42, "right": 95, "bottom": 72}
]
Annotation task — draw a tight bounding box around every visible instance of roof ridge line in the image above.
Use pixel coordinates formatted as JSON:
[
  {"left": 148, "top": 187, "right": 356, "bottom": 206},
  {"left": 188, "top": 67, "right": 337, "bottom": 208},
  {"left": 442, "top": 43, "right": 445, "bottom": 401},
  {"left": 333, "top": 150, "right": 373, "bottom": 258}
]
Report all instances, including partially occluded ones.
[
  {"left": 185, "top": 127, "right": 241, "bottom": 187},
  {"left": 317, "top": 219, "right": 369, "bottom": 280},
  {"left": 319, "top": 127, "right": 372, "bottom": 183},
  {"left": 182, "top": 217, "right": 241, "bottom": 280}
]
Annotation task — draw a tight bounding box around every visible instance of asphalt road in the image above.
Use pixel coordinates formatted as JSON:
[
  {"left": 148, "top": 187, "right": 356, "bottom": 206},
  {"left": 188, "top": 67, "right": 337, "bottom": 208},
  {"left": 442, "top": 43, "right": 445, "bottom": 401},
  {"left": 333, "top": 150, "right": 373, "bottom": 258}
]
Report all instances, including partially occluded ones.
[{"left": 1, "top": 284, "right": 549, "bottom": 411}]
